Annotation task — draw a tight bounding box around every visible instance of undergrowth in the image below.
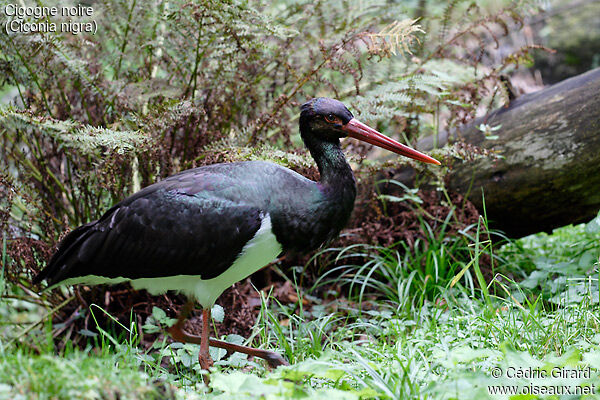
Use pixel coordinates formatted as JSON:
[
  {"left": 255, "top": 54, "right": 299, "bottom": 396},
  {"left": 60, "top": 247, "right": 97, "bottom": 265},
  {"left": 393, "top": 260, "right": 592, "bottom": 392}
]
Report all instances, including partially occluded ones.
[
  {"left": 3, "top": 209, "right": 599, "bottom": 399},
  {"left": 2, "top": 214, "right": 600, "bottom": 399}
]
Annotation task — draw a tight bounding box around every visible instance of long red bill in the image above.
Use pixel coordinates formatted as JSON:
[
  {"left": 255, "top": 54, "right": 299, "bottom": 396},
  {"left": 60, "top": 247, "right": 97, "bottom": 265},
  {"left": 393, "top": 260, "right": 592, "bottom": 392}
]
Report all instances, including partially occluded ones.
[{"left": 343, "top": 118, "right": 441, "bottom": 165}]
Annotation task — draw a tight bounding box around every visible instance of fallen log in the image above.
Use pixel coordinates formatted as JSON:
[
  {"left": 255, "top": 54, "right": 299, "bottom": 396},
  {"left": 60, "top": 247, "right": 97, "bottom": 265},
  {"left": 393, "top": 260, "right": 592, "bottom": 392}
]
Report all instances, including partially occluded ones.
[{"left": 392, "top": 67, "right": 600, "bottom": 237}]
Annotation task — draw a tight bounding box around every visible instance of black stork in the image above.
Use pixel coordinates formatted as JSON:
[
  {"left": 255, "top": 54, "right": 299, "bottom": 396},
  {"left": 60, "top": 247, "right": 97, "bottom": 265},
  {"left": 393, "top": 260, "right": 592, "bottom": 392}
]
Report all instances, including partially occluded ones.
[{"left": 34, "top": 97, "right": 440, "bottom": 372}]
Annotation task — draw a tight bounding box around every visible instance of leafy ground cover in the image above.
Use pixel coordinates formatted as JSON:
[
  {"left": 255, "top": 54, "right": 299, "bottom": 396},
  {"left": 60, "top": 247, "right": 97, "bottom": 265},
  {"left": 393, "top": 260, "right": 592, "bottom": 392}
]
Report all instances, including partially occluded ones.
[{"left": 2, "top": 212, "right": 599, "bottom": 399}]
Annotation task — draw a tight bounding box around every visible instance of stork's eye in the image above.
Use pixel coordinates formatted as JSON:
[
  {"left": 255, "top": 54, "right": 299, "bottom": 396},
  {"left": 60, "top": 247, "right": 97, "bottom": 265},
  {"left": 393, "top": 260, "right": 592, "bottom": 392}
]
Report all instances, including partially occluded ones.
[{"left": 324, "top": 113, "right": 337, "bottom": 123}]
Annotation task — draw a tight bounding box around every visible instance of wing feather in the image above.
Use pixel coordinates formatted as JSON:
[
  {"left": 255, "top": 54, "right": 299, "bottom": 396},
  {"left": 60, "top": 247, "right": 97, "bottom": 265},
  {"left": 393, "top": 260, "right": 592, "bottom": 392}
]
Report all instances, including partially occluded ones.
[{"left": 37, "top": 184, "right": 265, "bottom": 286}]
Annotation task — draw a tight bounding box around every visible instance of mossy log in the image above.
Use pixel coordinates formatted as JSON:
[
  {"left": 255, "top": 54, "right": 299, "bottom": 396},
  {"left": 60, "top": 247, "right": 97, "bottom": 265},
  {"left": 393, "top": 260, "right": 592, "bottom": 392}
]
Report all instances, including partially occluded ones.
[{"left": 396, "top": 67, "right": 600, "bottom": 237}]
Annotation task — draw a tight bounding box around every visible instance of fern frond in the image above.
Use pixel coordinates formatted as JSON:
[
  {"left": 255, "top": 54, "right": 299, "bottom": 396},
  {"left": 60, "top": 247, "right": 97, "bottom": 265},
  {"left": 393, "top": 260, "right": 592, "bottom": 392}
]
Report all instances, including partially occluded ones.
[
  {"left": 0, "top": 107, "right": 149, "bottom": 156},
  {"left": 362, "top": 19, "right": 425, "bottom": 56}
]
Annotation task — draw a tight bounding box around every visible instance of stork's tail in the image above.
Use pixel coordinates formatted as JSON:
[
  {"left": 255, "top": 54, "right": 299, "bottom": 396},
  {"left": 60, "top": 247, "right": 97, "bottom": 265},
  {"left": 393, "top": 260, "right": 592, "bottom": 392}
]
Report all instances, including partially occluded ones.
[{"left": 33, "top": 222, "right": 97, "bottom": 286}]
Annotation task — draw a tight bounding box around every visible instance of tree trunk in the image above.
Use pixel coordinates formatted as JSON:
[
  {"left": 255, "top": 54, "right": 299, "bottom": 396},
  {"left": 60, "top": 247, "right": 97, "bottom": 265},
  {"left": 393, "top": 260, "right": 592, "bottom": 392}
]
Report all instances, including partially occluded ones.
[{"left": 393, "top": 67, "right": 600, "bottom": 238}]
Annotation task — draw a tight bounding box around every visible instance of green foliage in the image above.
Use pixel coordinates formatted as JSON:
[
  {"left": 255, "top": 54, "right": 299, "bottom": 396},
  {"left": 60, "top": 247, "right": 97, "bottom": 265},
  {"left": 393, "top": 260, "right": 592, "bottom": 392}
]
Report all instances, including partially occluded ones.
[
  {"left": 4, "top": 288, "right": 600, "bottom": 399},
  {"left": 500, "top": 211, "right": 600, "bottom": 305},
  {"left": 0, "top": 347, "right": 177, "bottom": 400},
  {"left": 2, "top": 214, "right": 600, "bottom": 399},
  {"left": 311, "top": 187, "right": 506, "bottom": 310},
  {"left": 0, "top": 107, "right": 148, "bottom": 227}
]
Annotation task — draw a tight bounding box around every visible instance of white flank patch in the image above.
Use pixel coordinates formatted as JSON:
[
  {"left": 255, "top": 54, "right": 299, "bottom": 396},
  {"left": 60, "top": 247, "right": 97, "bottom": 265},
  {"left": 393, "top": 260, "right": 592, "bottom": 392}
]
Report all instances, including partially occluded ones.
[{"left": 58, "top": 214, "right": 283, "bottom": 308}]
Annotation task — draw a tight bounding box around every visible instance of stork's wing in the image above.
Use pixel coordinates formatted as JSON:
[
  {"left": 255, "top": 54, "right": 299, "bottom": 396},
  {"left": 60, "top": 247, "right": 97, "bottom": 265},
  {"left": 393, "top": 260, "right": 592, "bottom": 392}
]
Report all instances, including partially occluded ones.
[{"left": 35, "top": 179, "right": 266, "bottom": 286}]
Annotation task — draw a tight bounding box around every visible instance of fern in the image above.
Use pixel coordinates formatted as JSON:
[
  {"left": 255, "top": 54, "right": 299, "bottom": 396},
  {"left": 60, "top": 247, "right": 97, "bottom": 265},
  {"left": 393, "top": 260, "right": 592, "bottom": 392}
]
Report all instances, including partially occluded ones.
[
  {"left": 362, "top": 19, "right": 425, "bottom": 57},
  {"left": 202, "top": 138, "right": 316, "bottom": 170},
  {"left": 0, "top": 107, "right": 148, "bottom": 156}
]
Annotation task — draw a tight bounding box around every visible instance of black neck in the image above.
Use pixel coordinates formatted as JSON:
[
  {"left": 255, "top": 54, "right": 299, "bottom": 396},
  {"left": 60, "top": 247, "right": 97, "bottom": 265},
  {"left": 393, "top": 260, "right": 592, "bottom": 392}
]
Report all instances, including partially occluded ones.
[{"left": 303, "top": 135, "right": 354, "bottom": 187}]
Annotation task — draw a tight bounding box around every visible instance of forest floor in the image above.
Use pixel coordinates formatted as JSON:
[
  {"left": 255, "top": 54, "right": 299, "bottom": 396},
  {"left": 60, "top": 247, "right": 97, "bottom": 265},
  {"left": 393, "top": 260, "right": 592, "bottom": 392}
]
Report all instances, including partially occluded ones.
[{"left": 1, "top": 216, "right": 600, "bottom": 399}]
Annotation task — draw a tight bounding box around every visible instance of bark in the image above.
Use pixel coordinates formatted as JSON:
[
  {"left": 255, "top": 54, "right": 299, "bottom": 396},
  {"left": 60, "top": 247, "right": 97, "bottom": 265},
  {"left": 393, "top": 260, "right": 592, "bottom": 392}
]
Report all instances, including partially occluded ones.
[{"left": 392, "top": 67, "right": 600, "bottom": 237}]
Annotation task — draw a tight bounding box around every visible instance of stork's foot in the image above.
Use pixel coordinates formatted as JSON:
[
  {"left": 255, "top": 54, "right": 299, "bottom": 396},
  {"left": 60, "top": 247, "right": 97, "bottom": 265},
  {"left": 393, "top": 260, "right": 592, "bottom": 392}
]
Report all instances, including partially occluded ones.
[
  {"left": 168, "top": 324, "right": 200, "bottom": 345},
  {"left": 262, "top": 351, "right": 290, "bottom": 368},
  {"left": 168, "top": 302, "right": 290, "bottom": 373},
  {"left": 167, "top": 303, "right": 213, "bottom": 385},
  {"left": 208, "top": 338, "right": 289, "bottom": 368},
  {"left": 169, "top": 324, "right": 212, "bottom": 385},
  {"left": 198, "top": 349, "right": 213, "bottom": 372}
]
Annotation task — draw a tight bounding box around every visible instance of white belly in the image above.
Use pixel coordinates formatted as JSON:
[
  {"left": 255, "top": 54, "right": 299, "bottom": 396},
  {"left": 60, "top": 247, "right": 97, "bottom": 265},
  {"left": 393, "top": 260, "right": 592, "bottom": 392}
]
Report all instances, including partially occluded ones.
[{"left": 57, "top": 214, "right": 283, "bottom": 308}]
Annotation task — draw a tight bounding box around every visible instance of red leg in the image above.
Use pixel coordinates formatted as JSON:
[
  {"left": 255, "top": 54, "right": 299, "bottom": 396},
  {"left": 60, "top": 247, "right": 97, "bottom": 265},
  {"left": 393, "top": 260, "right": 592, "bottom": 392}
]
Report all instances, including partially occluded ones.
[
  {"left": 209, "top": 338, "right": 289, "bottom": 367},
  {"left": 167, "top": 301, "right": 289, "bottom": 368},
  {"left": 198, "top": 308, "right": 213, "bottom": 371},
  {"left": 168, "top": 301, "right": 211, "bottom": 385}
]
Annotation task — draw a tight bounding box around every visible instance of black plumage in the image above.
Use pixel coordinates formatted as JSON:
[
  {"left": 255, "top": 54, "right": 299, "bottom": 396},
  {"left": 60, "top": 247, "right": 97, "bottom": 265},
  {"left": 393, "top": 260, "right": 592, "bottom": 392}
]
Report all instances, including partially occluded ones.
[{"left": 35, "top": 160, "right": 354, "bottom": 286}]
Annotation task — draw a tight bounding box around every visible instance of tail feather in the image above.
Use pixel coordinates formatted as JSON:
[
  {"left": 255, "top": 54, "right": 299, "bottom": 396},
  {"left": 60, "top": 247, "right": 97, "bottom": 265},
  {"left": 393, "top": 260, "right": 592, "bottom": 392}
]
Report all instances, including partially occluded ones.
[{"left": 33, "top": 222, "right": 97, "bottom": 286}]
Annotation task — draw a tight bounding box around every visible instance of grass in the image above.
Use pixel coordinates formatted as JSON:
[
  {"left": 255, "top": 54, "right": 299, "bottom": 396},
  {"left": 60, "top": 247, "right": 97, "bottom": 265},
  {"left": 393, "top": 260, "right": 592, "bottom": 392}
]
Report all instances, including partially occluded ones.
[
  {"left": 0, "top": 347, "right": 174, "bottom": 400},
  {"left": 1, "top": 212, "right": 600, "bottom": 399}
]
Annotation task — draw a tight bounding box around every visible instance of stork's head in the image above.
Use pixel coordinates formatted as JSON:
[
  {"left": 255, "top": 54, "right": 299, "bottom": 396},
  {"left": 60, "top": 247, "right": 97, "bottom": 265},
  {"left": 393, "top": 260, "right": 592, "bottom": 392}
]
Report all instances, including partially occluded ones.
[{"left": 300, "top": 98, "right": 441, "bottom": 165}]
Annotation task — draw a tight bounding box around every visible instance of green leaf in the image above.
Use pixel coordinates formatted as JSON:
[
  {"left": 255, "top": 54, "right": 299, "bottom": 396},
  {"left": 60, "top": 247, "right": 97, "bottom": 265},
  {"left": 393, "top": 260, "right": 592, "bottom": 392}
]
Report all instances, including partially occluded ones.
[
  {"left": 432, "top": 345, "right": 500, "bottom": 368},
  {"left": 211, "top": 304, "right": 225, "bottom": 323},
  {"left": 582, "top": 349, "right": 600, "bottom": 369},
  {"left": 585, "top": 211, "right": 600, "bottom": 234},
  {"left": 579, "top": 250, "right": 596, "bottom": 268},
  {"left": 151, "top": 306, "right": 167, "bottom": 321},
  {"left": 225, "top": 334, "right": 245, "bottom": 345},
  {"left": 500, "top": 343, "right": 544, "bottom": 369},
  {"left": 545, "top": 347, "right": 581, "bottom": 367},
  {"left": 141, "top": 321, "right": 160, "bottom": 334},
  {"left": 151, "top": 307, "right": 176, "bottom": 327},
  {"left": 282, "top": 358, "right": 347, "bottom": 382},
  {"left": 210, "top": 371, "right": 281, "bottom": 396}
]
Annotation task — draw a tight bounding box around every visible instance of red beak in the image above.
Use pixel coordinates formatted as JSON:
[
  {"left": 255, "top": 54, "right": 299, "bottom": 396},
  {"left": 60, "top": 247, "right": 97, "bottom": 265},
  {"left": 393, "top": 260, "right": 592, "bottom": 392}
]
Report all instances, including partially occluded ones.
[{"left": 343, "top": 118, "right": 441, "bottom": 165}]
